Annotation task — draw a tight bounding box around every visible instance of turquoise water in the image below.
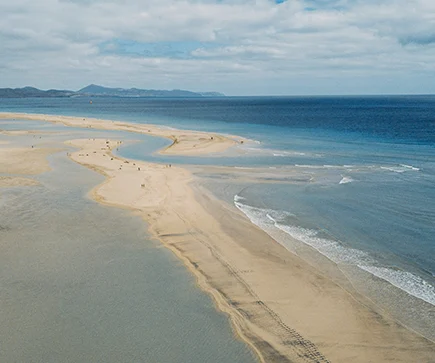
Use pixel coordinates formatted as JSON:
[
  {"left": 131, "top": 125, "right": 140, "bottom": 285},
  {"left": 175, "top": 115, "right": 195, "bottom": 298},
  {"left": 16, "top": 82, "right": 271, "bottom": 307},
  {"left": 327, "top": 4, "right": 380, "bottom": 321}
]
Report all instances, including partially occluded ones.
[
  {"left": 0, "top": 134, "right": 256, "bottom": 362},
  {"left": 1, "top": 96, "right": 434, "bottom": 341}
]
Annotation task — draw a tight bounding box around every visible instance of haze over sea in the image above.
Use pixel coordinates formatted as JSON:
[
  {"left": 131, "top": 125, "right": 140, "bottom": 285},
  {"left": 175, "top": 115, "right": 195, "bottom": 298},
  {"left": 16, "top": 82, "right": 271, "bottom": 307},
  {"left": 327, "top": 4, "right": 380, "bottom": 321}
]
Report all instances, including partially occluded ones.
[{"left": 1, "top": 95, "right": 434, "bottom": 339}]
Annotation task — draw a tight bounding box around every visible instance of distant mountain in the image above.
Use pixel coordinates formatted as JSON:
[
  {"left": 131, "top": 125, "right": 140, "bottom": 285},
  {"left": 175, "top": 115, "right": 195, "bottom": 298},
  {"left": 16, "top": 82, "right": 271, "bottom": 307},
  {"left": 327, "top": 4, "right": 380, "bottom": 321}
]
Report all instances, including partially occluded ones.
[
  {"left": 78, "top": 84, "right": 225, "bottom": 98},
  {"left": 198, "top": 91, "right": 225, "bottom": 97},
  {"left": 0, "top": 84, "right": 225, "bottom": 98},
  {"left": 0, "top": 86, "right": 75, "bottom": 98}
]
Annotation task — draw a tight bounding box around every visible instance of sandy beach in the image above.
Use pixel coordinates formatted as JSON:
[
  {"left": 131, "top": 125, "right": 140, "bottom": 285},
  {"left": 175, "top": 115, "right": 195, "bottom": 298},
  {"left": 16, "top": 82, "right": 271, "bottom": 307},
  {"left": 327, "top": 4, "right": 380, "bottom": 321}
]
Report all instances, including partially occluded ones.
[{"left": 1, "top": 113, "right": 434, "bottom": 362}]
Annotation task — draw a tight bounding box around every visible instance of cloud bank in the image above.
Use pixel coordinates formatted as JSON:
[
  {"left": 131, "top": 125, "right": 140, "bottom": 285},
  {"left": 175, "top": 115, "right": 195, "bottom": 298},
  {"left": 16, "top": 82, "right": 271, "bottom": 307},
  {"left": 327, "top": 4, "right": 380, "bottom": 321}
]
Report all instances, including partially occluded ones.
[{"left": 1, "top": 0, "right": 434, "bottom": 95}]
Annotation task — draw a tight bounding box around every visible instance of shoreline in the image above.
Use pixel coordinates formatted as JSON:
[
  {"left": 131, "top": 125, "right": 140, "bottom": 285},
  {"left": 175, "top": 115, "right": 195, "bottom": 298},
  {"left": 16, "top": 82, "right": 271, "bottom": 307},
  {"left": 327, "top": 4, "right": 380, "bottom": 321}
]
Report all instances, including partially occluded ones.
[
  {"left": 1, "top": 114, "right": 434, "bottom": 362},
  {"left": 65, "top": 137, "right": 434, "bottom": 362}
]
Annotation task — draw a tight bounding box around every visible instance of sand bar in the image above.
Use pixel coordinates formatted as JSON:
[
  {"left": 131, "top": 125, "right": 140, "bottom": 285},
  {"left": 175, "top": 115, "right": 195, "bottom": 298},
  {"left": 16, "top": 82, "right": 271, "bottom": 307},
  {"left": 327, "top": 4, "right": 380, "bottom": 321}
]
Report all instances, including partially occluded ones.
[
  {"left": 63, "top": 137, "right": 435, "bottom": 363},
  {"left": 0, "top": 146, "right": 60, "bottom": 175},
  {"left": 0, "top": 112, "right": 245, "bottom": 156},
  {"left": 0, "top": 139, "right": 57, "bottom": 191}
]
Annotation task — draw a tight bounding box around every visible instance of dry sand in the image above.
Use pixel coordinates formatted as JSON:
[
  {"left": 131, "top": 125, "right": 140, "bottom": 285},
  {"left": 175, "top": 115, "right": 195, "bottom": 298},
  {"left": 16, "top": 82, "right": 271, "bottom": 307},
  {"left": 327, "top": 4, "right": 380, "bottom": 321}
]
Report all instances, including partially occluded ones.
[{"left": 65, "top": 137, "right": 435, "bottom": 363}]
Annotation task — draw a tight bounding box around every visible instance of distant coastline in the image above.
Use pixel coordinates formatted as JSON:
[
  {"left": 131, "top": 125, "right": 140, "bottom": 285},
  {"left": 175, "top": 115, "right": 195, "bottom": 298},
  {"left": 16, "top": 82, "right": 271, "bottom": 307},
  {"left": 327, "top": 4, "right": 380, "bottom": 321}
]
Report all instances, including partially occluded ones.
[{"left": 0, "top": 84, "right": 225, "bottom": 98}]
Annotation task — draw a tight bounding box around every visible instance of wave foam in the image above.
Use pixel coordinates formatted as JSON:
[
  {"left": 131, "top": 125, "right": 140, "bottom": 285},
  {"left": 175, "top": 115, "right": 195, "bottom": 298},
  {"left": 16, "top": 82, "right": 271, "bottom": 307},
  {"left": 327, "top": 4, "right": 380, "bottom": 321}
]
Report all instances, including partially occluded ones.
[
  {"left": 294, "top": 164, "right": 352, "bottom": 169},
  {"left": 234, "top": 194, "right": 246, "bottom": 202},
  {"left": 234, "top": 195, "right": 435, "bottom": 307},
  {"left": 339, "top": 176, "right": 353, "bottom": 184},
  {"left": 400, "top": 164, "right": 420, "bottom": 171},
  {"left": 359, "top": 265, "right": 435, "bottom": 306},
  {"left": 235, "top": 196, "right": 372, "bottom": 266},
  {"left": 240, "top": 146, "right": 316, "bottom": 158},
  {"left": 381, "top": 164, "right": 420, "bottom": 173},
  {"left": 273, "top": 222, "right": 372, "bottom": 265}
]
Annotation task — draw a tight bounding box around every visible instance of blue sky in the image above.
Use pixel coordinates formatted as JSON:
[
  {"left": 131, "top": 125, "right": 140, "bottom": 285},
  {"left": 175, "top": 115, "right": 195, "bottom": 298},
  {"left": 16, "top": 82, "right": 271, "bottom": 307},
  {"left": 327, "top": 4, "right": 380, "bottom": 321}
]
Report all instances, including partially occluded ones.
[{"left": 1, "top": 0, "right": 434, "bottom": 95}]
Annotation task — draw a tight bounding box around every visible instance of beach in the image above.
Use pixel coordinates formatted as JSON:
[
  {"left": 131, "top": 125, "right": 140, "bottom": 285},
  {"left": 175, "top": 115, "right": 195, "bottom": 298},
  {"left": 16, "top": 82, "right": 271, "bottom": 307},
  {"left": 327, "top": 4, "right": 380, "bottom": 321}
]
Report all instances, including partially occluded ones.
[{"left": 1, "top": 112, "right": 434, "bottom": 362}]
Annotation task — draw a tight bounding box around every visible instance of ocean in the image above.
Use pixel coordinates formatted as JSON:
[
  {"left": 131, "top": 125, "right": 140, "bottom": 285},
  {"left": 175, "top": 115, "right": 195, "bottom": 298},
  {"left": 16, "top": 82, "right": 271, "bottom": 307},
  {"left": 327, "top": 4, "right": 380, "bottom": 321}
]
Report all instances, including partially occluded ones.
[{"left": 1, "top": 95, "right": 434, "bottom": 340}]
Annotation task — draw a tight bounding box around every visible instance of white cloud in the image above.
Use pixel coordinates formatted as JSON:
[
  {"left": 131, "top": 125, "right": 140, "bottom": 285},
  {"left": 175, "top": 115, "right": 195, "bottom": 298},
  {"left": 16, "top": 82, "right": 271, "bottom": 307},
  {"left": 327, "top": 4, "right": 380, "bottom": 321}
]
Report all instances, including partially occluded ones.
[{"left": 0, "top": 0, "right": 434, "bottom": 94}]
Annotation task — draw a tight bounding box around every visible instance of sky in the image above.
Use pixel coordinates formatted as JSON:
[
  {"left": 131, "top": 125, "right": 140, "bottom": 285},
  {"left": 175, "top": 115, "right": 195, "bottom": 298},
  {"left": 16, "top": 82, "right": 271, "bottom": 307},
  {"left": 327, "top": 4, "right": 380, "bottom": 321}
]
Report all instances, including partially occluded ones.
[{"left": 1, "top": 0, "right": 434, "bottom": 95}]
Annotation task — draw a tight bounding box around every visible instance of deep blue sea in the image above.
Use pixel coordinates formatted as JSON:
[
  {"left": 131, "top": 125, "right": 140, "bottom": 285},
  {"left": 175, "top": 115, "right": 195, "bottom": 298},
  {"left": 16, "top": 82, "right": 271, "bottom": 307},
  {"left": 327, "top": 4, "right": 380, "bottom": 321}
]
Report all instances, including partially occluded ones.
[{"left": 1, "top": 96, "right": 434, "bottom": 338}]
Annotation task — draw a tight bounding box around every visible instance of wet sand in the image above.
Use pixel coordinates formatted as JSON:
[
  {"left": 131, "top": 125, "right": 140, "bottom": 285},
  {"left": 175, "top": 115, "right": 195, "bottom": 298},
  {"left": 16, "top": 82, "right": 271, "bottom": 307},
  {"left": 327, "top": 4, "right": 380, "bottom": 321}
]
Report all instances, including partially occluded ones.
[
  {"left": 0, "top": 176, "right": 39, "bottom": 187},
  {"left": 0, "top": 146, "right": 60, "bottom": 175},
  {"left": 0, "top": 141, "right": 59, "bottom": 188},
  {"left": 1, "top": 113, "right": 435, "bottom": 362}
]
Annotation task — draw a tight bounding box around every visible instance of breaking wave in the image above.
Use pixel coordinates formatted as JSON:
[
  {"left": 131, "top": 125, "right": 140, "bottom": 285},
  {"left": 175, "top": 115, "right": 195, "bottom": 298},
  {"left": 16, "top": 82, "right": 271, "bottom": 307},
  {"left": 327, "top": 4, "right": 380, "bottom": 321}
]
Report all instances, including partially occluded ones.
[
  {"left": 358, "top": 266, "right": 435, "bottom": 306},
  {"left": 234, "top": 195, "right": 435, "bottom": 307},
  {"left": 380, "top": 164, "right": 420, "bottom": 173},
  {"left": 339, "top": 176, "right": 353, "bottom": 184}
]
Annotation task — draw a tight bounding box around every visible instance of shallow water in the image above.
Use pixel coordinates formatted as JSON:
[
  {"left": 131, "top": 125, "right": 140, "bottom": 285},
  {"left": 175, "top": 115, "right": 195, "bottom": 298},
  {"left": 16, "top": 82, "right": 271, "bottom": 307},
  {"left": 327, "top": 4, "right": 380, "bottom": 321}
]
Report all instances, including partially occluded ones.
[{"left": 0, "top": 138, "right": 256, "bottom": 362}]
